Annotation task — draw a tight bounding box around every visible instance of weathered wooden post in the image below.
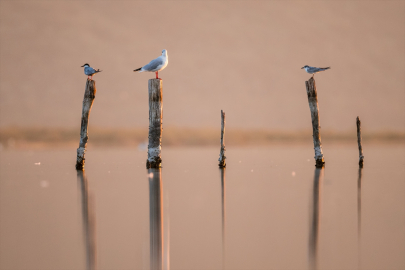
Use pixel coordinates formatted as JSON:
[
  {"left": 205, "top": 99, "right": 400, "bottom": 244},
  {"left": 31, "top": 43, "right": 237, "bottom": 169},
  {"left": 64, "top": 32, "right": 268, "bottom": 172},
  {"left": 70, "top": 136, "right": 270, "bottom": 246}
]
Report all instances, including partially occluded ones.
[
  {"left": 356, "top": 116, "right": 364, "bottom": 167},
  {"left": 146, "top": 79, "right": 163, "bottom": 169},
  {"left": 305, "top": 77, "right": 325, "bottom": 168},
  {"left": 218, "top": 110, "right": 226, "bottom": 168},
  {"left": 76, "top": 79, "right": 96, "bottom": 170}
]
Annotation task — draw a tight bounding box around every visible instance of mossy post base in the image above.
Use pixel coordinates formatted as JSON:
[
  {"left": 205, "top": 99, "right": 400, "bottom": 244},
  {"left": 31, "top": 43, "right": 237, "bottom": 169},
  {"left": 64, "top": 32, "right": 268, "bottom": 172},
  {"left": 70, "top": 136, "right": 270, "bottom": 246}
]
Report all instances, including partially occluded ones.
[
  {"left": 76, "top": 79, "right": 96, "bottom": 170},
  {"left": 305, "top": 77, "right": 325, "bottom": 168},
  {"left": 146, "top": 79, "right": 163, "bottom": 169}
]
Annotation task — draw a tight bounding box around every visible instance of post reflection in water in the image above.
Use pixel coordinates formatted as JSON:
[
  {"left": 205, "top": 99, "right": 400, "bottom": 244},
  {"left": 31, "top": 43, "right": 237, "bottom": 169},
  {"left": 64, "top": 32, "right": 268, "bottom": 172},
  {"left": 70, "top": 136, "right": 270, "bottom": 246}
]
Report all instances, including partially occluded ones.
[
  {"left": 357, "top": 167, "right": 363, "bottom": 236},
  {"left": 76, "top": 170, "right": 97, "bottom": 270},
  {"left": 148, "top": 168, "right": 169, "bottom": 270},
  {"left": 220, "top": 168, "right": 226, "bottom": 269},
  {"left": 357, "top": 167, "right": 363, "bottom": 268},
  {"left": 309, "top": 168, "right": 324, "bottom": 270}
]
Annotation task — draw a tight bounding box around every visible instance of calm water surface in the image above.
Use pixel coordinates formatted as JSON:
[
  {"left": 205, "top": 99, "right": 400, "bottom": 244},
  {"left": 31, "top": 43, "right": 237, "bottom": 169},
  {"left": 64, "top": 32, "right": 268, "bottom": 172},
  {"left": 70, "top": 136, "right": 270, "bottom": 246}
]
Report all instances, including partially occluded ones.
[{"left": 0, "top": 144, "right": 404, "bottom": 270}]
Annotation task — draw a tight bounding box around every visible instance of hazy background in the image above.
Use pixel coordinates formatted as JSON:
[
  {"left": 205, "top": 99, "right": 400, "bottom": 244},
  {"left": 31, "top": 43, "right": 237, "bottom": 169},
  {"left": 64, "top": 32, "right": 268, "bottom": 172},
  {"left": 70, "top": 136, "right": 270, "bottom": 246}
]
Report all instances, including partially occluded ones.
[{"left": 0, "top": 1, "right": 404, "bottom": 145}]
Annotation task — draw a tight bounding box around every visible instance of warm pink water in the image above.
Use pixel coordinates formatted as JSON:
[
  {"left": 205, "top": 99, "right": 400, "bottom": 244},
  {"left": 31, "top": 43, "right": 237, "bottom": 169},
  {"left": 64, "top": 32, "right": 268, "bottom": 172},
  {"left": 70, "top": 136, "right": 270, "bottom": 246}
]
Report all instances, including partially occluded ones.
[{"left": 1, "top": 144, "right": 404, "bottom": 270}]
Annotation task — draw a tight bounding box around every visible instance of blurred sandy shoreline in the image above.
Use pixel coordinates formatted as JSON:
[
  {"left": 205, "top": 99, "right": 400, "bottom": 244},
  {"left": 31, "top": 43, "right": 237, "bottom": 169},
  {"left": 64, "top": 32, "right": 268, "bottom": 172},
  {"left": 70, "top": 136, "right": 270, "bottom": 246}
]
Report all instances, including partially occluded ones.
[
  {"left": 1, "top": 1, "right": 404, "bottom": 134},
  {"left": 1, "top": 126, "right": 403, "bottom": 149}
]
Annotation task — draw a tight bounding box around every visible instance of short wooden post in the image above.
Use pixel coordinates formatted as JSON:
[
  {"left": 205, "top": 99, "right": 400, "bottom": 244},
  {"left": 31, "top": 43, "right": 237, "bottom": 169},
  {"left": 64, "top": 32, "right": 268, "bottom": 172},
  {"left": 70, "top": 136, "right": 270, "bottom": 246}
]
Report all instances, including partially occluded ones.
[
  {"left": 305, "top": 77, "right": 325, "bottom": 168},
  {"left": 76, "top": 79, "right": 96, "bottom": 170},
  {"left": 218, "top": 110, "right": 226, "bottom": 168},
  {"left": 146, "top": 79, "right": 163, "bottom": 169},
  {"left": 356, "top": 116, "right": 364, "bottom": 167}
]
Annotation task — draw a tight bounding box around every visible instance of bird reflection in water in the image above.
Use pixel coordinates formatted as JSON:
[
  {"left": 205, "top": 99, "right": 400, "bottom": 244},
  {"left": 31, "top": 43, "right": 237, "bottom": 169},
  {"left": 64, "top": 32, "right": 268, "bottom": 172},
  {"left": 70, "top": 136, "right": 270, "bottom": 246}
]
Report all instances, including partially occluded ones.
[
  {"left": 309, "top": 168, "right": 324, "bottom": 270},
  {"left": 148, "top": 168, "right": 169, "bottom": 270},
  {"left": 77, "top": 170, "right": 97, "bottom": 270}
]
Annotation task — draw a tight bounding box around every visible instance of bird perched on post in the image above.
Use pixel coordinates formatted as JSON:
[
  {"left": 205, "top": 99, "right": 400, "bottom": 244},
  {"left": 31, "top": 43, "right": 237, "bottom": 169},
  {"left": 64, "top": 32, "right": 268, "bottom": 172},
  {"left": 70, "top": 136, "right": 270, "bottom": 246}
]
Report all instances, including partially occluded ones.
[
  {"left": 301, "top": 65, "right": 330, "bottom": 77},
  {"left": 134, "top": 49, "right": 168, "bottom": 79},
  {"left": 81, "top": 63, "right": 102, "bottom": 80}
]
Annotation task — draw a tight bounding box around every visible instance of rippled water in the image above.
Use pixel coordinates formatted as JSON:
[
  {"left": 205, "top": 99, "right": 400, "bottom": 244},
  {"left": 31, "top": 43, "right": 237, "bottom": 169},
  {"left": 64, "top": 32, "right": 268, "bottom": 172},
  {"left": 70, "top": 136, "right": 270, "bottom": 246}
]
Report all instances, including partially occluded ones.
[{"left": 0, "top": 144, "right": 404, "bottom": 270}]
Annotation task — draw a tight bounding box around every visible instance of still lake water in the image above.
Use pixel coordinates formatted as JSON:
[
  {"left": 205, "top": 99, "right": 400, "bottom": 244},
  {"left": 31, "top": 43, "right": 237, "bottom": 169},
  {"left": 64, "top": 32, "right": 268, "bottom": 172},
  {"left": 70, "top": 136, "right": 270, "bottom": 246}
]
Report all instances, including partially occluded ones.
[{"left": 0, "top": 144, "right": 404, "bottom": 270}]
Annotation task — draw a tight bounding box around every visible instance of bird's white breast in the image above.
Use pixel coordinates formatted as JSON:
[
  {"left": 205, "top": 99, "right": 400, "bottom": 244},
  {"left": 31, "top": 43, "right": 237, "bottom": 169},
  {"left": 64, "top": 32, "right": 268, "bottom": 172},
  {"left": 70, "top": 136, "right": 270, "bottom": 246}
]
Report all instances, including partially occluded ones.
[{"left": 158, "top": 56, "right": 168, "bottom": 71}]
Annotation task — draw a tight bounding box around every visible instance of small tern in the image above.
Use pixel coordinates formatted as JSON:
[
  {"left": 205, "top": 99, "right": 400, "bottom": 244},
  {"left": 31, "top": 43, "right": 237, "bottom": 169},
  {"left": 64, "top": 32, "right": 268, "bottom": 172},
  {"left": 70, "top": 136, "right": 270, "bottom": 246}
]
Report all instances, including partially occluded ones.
[
  {"left": 134, "top": 49, "right": 168, "bottom": 79},
  {"left": 301, "top": 65, "right": 330, "bottom": 77},
  {"left": 81, "top": 63, "right": 102, "bottom": 80}
]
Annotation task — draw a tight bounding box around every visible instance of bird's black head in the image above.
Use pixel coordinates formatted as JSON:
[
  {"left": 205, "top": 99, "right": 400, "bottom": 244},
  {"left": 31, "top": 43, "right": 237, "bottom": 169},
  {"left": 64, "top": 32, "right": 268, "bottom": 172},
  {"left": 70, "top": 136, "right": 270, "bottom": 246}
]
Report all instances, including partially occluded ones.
[
  {"left": 301, "top": 65, "right": 309, "bottom": 69},
  {"left": 81, "top": 63, "right": 90, "bottom": 67}
]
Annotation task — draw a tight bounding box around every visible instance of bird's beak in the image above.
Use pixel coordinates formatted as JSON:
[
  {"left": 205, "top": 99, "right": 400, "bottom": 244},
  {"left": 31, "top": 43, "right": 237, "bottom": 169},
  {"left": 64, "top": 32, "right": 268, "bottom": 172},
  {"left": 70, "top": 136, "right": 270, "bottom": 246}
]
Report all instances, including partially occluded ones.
[
  {"left": 301, "top": 67, "right": 304, "bottom": 69},
  {"left": 81, "top": 65, "right": 84, "bottom": 67}
]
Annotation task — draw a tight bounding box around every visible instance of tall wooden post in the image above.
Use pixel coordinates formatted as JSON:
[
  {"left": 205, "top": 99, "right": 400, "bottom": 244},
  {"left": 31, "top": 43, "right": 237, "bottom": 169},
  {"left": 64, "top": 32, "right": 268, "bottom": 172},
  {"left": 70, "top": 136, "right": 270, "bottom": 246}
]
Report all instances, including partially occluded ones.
[
  {"left": 356, "top": 116, "right": 364, "bottom": 167},
  {"left": 305, "top": 77, "right": 325, "bottom": 168},
  {"left": 218, "top": 110, "right": 226, "bottom": 168},
  {"left": 147, "top": 79, "right": 163, "bottom": 169},
  {"left": 76, "top": 79, "right": 96, "bottom": 170}
]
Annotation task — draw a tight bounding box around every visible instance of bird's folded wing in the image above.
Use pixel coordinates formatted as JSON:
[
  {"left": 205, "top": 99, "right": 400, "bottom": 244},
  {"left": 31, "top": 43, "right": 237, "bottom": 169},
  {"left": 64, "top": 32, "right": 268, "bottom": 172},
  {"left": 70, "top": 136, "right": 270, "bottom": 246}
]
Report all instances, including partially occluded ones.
[
  {"left": 308, "top": 67, "right": 318, "bottom": 73},
  {"left": 85, "top": 67, "right": 96, "bottom": 75},
  {"left": 143, "top": 58, "right": 164, "bottom": 71}
]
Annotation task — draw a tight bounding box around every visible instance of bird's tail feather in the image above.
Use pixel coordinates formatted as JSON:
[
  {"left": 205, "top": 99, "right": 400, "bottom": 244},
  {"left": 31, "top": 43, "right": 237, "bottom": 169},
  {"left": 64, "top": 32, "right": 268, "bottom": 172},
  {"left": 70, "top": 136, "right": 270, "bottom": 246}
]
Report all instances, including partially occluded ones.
[
  {"left": 95, "top": 69, "right": 102, "bottom": 73},
  {"left": 133, "top": 67, "right": 142, "bottom": 72}
]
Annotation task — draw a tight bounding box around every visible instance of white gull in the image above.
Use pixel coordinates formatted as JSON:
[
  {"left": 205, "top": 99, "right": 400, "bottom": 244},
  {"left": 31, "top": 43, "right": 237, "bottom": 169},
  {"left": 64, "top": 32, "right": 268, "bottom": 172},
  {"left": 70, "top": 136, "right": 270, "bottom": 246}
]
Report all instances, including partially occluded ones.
[{"left": 134, "top": 49, "right": 168, "bottom": 79}]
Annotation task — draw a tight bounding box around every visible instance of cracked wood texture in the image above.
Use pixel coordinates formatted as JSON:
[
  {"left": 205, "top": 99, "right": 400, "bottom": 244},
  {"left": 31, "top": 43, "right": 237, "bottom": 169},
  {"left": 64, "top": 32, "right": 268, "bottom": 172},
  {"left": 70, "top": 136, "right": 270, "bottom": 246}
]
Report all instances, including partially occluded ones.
[
  {"left": 305, "top": 77, "right": 325, "bottom": 168},
  {"left": 357, "top": 116, "right": 364, "bottom": 167},
  {"left": 218, "top": 110, "right": 226, "bottom": 168},
  {"left": 76, "top": 79, "right": 96, "bottom": 170},
  {"left": 146, "top": 79, "right": 163, "bottom": 169}
]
